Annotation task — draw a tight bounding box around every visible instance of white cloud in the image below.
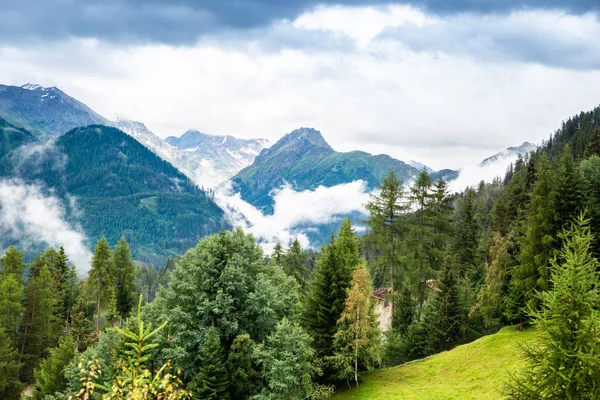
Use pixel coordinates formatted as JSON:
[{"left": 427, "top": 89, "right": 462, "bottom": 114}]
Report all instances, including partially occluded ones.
[
  {"left": 215, "top": 180, "right": 370, "bottom": 252},
  {"left": 449, "top": 154, "right": 520, "bottom": 192},
  {"left": 0, "top": 179, "right": 93, "bottom": 275},
  {"left": 0, "top": 6, "right": 599, "bottom": 171}
]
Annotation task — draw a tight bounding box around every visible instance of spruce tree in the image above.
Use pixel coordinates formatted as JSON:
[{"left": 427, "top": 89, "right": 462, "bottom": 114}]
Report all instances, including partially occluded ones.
[
  {"left": 272, "top": 242, "right": 284, "bottom": 267},
  {"left": 453, "top": 188, "right": 478, "bottom": 271},
  {"left": 303, "top": 221, "right": 360, "bottom": 360},
  {"left": 555, "top": 145, "right": 582, "bottom": 230},
  {"left": 112, "top": 236, "right": 137, "bottom": 321},
  {"left": 511, "top": 154, "right": 558, "bottom": 321},
  {"left": 333, "top": 265, "right": 381, "bottom": 387},
  {"left": 226, "top": 334, "right": 256, "bottom": 400},
  {"left": 189, "top": 326, "right": 229, "bottom": 400},
  {"left": 283, "top": 238, "right": 308, "bottom": 289},
  {"left": 53, "top": 246, "right": 69, "bottom": 289},
  {"left": 70, "top": 294, "right": 93, "bottom": 352},
  {"left": 426, "top": 260, "right": 462, "bottom": 352},
  {"left": 508, "top": 213, "right": 600, "bottom": 399},
  {"left": 88, "top": 236, "right": 114, "bottom": 330}
]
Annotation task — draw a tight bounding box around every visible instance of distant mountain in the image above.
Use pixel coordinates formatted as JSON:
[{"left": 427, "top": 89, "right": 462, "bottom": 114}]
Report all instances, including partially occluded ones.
[
  {"left": 0, "top": 84, "right": 109, "bottom": 137},
  {"left": 231, "top": 127, "right": 454, "bottom": 213},
  {"left": 409, "top": 160, "right": 433, "bottom": 173},
  {"left": 9, "top": 125, "right": 226, "bottom": 265},
  {"left": 480, "top": 141, "right": 537, "bottom": 166},
  {"left": 166, "top": 129, "right": 270, "bottom": 183}
]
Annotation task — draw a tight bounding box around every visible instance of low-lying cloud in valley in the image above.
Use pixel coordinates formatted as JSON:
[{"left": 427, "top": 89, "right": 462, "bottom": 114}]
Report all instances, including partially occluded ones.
[{"left": 215, "top": 180, "right": 371, "bottom": 252}]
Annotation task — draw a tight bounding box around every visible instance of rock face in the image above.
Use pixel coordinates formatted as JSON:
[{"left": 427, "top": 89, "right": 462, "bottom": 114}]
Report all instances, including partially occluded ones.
[
  {"left": 166, "top": 129, "right": 270, "bottom": 182},
  {"left": 0, "top": 84, "right": 109, "bottom": 136}
]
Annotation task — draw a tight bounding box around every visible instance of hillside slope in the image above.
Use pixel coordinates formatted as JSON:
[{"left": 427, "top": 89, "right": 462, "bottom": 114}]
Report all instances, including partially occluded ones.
[
  {"left": 332, "top": 327, "right": 537, "bottom": 400},
  {"left": 232, "top": 127, "right": 457, "bottom": 214},
  {"left": 11, "top": 125, "right": 226, "bottom": 265},
  {"left": 0, "top": 84, "right": 109, "bottom": 137}
]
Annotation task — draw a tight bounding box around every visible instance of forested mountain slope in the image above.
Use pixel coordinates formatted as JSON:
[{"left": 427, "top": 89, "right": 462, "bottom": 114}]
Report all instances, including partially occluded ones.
[
  {"left": 1, "top": 124, "right": 226, "bottom": 265},
  {"left": 232, "top": 127, "right": 458, "bottom": 213}
]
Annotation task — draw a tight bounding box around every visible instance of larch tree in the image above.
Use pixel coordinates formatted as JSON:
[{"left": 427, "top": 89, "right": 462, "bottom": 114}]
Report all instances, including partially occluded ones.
[
  {"left": 333, "top": 265, "right": 381, "bottom": 387},
  {"left": 365, "top": 171, "right": 409, "bottom": 324}
]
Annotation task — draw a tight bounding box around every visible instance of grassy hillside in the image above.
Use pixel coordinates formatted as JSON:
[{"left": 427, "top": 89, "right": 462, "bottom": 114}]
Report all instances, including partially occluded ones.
[{"left": 332, "top": 327, "right": 538, "bottom": 400}]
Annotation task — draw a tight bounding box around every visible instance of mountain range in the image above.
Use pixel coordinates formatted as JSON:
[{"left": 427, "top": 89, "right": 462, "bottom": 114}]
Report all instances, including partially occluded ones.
[
  {"left": 480, "top": 141, "right": 537, "bottom": 166},
  {"left": 231, "top": 127, "right": 458, "bottom": 213},
  {"left": 0, "top": 82, "right": 532, "bottom": 263}
]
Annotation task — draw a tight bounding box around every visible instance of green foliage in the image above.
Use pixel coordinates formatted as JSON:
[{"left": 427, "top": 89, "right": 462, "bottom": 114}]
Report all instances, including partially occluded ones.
[
  {"left": 283, "top": 238, "right": 309, "bottom": 289},
  {"left": 253, "top": 318, "right": 333, "bottom": 400},
  {"left": 332, "top": 265, "right": 382, "bottom": 386},
  {"left": 189, "top": 326, "right": 230, "bottom": 400},
  {"left": 32, "top": 335, "right": 77, "bottom": 400},
  {"left": 226, "top": 334, "right": 257, "bottom": 400},
  {"left": 70, "top": 294, "right": 93, "bottom": 352},
  {"left": 88, "top": 236, "right": 114, "bottom": 330},
  {"left": 0, "top": 246, "right": 25, "bottom": 277},
  {"left": 507, "top": 214, "right": 600, "bottom": 399},
  {"left": 21, "top": 264, "right": 63, "bottom": 382},
  {"left": 302, "top": 221, "right": 361, "bottom": 360},
  {"left": 0, "top": 273, "right": 24, "bottom": 339},
  {"left": 151, "top": 228, "right": 299, "bottom": 379},
  {"left": 0, "top": 328, "right": 22, "bottom": 400},
  {"left": 112, "top": 236, "right": 137, "bottom": 321}
]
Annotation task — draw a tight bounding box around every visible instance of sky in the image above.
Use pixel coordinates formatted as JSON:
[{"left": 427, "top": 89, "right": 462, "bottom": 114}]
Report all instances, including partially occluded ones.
[{"left": 1, "top": 1, "right": 599, "bottom": 170}]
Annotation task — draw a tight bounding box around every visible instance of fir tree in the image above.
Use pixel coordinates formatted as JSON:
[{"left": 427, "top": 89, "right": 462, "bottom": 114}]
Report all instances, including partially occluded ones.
[
  {"left": 333, "top": 265, "right": 382, "bottom": 387},
  {"left": 88, "top": 236, "right": 114, "bottom": 330},
  {"left": 112, "top": 236, "right": 137, "bottom": 321},
  {"left": 53, "top": 246, "right": 69, "bottom": 289},
  {"left": 226, "top": 334, "right": 256, "bottom": 400},
  {"left": 555, "top": 145, "right": 582, "bottom": 230},
  {"left": 62, "top": 264, "right": 79, "bottom": 325},
  {"left": 453, "top": 188, "right": 478, "bottom": 271},
  {"left": 283, "top": 238, "right": 308, "bottom": 289},
  {"left": 508, "top": 213, "right": 600, "bottom": 399},
  {"left": 189, "top": 326, "right": 229, "bottom": 400}
]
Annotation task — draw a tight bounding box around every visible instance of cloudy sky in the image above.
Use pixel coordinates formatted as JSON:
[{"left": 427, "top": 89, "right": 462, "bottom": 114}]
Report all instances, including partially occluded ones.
[{"left": 1, "top": 0, "right": 600, "bottom": 169}]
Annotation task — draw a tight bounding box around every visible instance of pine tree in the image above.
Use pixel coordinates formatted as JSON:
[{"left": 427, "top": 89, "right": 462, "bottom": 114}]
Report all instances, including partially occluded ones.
[
  {"left": 112, "top": 236, "right": 137, "bottom": 321},
  {"left": 365, "top": 171, "right": 410, "bottom": 323},
  {"left": 226, "top": 334, "right": 256, "bottom": 400},
  {"left": 333, "top": 265, "right": 381, "bottom": 387},
  {"left": 508, "top": 213, "right": 600, "bottom": 399},
  {"left": 283, "top": 238, "right": 308, "bottom": 289},
  {"left": 88, "top": 236, "right": 114, "bottom": 330},
  {"left": 189, "top": 326, "right": 229, "bottom": 400}
]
